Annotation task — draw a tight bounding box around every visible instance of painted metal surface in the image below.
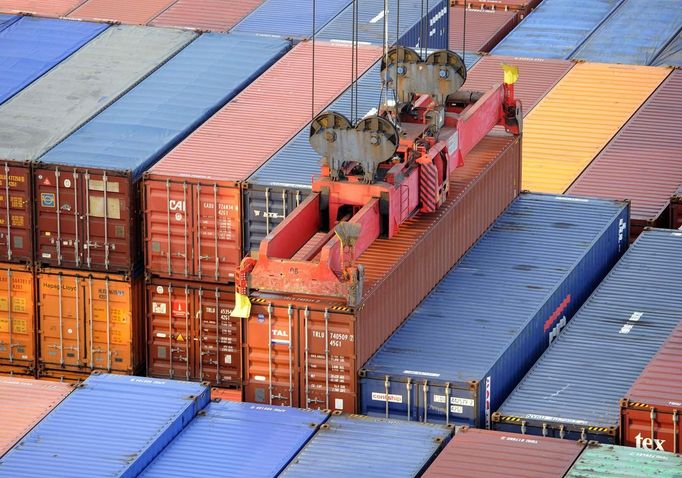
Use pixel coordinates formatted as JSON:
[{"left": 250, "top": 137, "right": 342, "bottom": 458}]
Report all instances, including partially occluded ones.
[
  {"left": 0, "top": 373, "right": 210, "bottom": 478},
  {"left": 144, "top": 42, "right": 380, "bottom": 282},
  {"left": 652, "top": 29, "right": 682, "bottom": 66},
  {"left": 360, "top": 194, "right": 629, "bottom": 425},
  {"left": 0, "top": 14, "right": 18, "bottom": 31},
  {"left": 449, "top": 7, "right": 518, "bottom": 53},
  {"left": 492, "top": 0, "right": 623, "bottom": 59},
  {"left": 672, "top": 186, "right": 682, "bottom": 229},
  {"left": 565, "top": 443, "right": 682, "bottom": 477},
  {"left": 140, "top": 402, "right": 328, "bottom": 478},
  {"left": 423, "top": 427, "right": 586, "bottom": 478},
  {"left": 232, "top": 0, "right": 351, "bottom": 39},
  {"left": 149, "top": 0, "right": 265, "bottom": 31},
  {"left": 0, "top": 263, "right": 36, "bottom": 376},
  {"left": 571, "top": 0, "right": 682, "bottom": 65},
  {"left": 494, "top": 229, "right": 682, "bottom": 443},
  {"left": 567, "top": 71, "right": 682, "bottom": 239},
  {"left": 67, "top": 0, "right": 178, "bottom": 25},
  {"left": 0, "top": 0, "right": 85, "bottom": 17},
  {"left": 0, "top": 17, "right": 106, "bottom": 105},
  {"left": 280, "top": 414, "right": 452, "bottom": 477},
  {"left": 450, "top": 0, "right": 541, "bottom": 16},
  {"left": 522, "top": 62, "right": 670, "bottom": 194},
  {"left": 0, "top": 378, "right": 73, "bottom": 458}
]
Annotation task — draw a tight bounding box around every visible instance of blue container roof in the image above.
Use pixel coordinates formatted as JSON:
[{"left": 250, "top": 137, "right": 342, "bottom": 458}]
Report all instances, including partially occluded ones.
[
  {"left": 0, "top": 14, "right": 18, "bottom": 32},
  {"left": 39, "top": 32, "right": 290, "bottom": 179},
  {"left": 0, "top": 374, "right": 210, "bottom": 478},
  {"left": 232, "top": 0, "right": 351, "bottom": 39},
  {"left": 651, "top": 28, "right": 682, "bottom": 66},
  {"left": 497, "top": 229, "right": 682, "bottom": 429},
  {"left": 492, "top": 0, "right": 624, "bottom": 59},
  {"left": 362, "top": 194, "right": 629, "bottom": 385},
  {"left": 0, "top": 17, "right": 106, "bottom": 105},
  {"left": 280, "top": 414, "right": 451, "bottom": 477},
  {"left": 572, "top": 0, "right": 682, "bottom": 65},
  {"left": 140, "top": 402, "right": 328, "bottom": 478}
]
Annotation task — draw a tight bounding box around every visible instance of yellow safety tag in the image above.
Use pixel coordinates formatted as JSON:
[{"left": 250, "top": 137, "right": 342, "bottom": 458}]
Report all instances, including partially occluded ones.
[{"left": 502, "top": 64, "right": 519, "bottom": 85}]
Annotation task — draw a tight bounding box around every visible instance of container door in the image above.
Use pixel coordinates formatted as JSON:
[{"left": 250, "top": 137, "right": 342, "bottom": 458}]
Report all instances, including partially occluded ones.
[
  {"left": 194, "top": 183, "right": 240, "bottom": 282},
  {"left": 244, "top": 302, "right": 299, "bottom": 407},
  {"left": 300, "top": 307, "right": 356, "bottom": 413},
  {"left": 0, "top": 267, "right": 35, "bottom": 374},
  {"left": 145, "top": 179, "right": 194, "bottom": 279},
  {"left": 621, "top": 406, "right": 681, "bottom": 454},
  {"left": 0, "top": 163, "right": 32, "bottom": 263},
  {"left": 147, "top": 282, "right": 195, "bottom": 380},
  {"left": 195, "top": 285, "right": 240, "bottom": 387},
  {"left": 35, "top": 168, "right": 80, "bottom": 269}
]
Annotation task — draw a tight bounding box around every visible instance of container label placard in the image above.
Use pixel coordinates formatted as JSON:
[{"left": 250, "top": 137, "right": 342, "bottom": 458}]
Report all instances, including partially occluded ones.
[
  {"left": 371, "top": 392, "right": 403, "bottom": 403},
  {"left": 41, "top": 193, "right": 55, "bottom": 208}
]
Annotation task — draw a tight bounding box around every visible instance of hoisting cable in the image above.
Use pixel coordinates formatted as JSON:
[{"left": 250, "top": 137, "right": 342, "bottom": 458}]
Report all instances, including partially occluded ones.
[
  {"left": 350, "top": 0, "right": 356, "bottom": 123},
  {"left": 354, "top": 0, "right": 360, "bottom": 123},
  {"left": 425, "top": 0, "right": 429, "bottom": 53},
  {"left": 311, "top": 0, "right": 316, "bottom": 122},
  {"left": 462, "top": 3, "right": 467, "bottom": 65},
  {"left": 377, "top": 0, "right": 389, "bottom": 113}
]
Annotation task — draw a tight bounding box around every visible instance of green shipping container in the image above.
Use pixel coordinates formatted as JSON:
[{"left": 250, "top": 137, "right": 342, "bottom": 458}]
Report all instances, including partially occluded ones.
[{"left": 565, "top": 443, "right": 682, "bottom": 478}]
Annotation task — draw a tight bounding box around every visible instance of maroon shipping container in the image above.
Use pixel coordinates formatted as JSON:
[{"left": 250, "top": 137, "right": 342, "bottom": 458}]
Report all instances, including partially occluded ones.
[
  {"left": 244, "top": 134, "right": 521, "bottom": 412},
  {"left": 0, "top": 162, "right": 33, "bottom": 264},
  {"left": 144, "top": 41, "right": 382, "bottom": 283},
  {"left": 568, "top": 71, "right": 682, "bottom": 240},
  {"left": 423, "top": 427, "right": 586, "bottom": 477},
  {"left": 149, "top": 0, "right": 265, "bottom": 31},
  {"left": 671, "top": 185, "right": 682, "bottom": 230},
  {"left": 449, "top": 0, "right": 541, "bottom": 17},
  {"left": 621, "top": 320, "right": 682, "bottom": 454},
  {"left": 449, "top": 7, "right": 518, "bottom": 53}
]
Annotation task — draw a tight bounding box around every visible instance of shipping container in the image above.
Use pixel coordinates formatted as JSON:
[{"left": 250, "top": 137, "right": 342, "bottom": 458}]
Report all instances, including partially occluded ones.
[
  {"left": 244, "top": 134, "right": 521, "bottom": 412},
  {"left": 449, "top": 7, "right": 518, "bottom": 53},
  {"left": 360, "top": 194, "right": 629, "bottom": 426},
  {"left": 0, "top": 0, "right": 85, "bottom": 17},
  {"left": 0, "top": 14, "right": 18, "bottom": 32},
  {"left": 232, "top": 0, "right": 351, "bottom": 39},
  {"left": 140, "top": 402, "right": 328, "bottom": 477},
  {"left": 280, "top": 413, "right": 451, "bottom": 476},
  {"left": 565, "top": 443, "right": 682, "bottom": 477},
  {"left": 0, "top": 263, "right": 35, "bottom": 377},
  {"left": 146, "top": 277, "right": 238, "bottom": 387},
  {"left": 621, "top": 320, "right": 682, "bottom": 453},
  {"left": 0, "top": 377, "right": 72, "bottom": 457},
  {"left": 144, "top": 41, "right": 380, "bottom": 282},
  {"left": 67, "top": 0, "right": 178, "bottom": 25},
  {"left": 34, "top": 33, "right": 289, "bottom": 275},
  {"left": 492, "top": 0, "right": 623, "bottom": 59},
  {"left": 317, "top": 0, "right": 449, "bottom": 50},
  {"left": 652, "top": 29, "right": 682, "bottom": 66},
  {"left": 567, "top": 71, "right": 682, "bottom": 239},
  {"left": 0, "top": 373, "right": 210, "bottom": 477},
  {"left": 671, "top": 186, "right": 682, "bottom": 229},
  {"left": 494, "top": 229, "right": 682, "bottom": 443},
  {"left": 211, "top": 387, "right": 242, "bottom": 402},
  {"left": 149, "top": 0, "right": 265, "bottom": 31},
  {"left": 522, "top": 62, "right": 669, "bottom": 194},
  {"left": 0, "top": 17, "right": 106, "bottom": 106},
  {"left": 423, "top": 427, "right": 586, "bottom": 477},
  {"left": 449, "top": 0, "right": 541, "bottom": 17},
  {"left": 571, "top": 0, "right": 682, "bottom": 65}
]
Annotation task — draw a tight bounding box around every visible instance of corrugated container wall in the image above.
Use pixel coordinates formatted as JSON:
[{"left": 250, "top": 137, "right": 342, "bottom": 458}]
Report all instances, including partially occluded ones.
[
  {"left": 522, "top": 63, "right": 669, "bottom": 194},
  {"left": 492, "top": 0, "right": 623, "bottom": 59},
  {"left": 571, "top": 0, "right": 682, "bottom": 65},
  {"left": 449, "top": 7, "right": 518, "bottom": 53},
  {"left": 652, "top": 29, "right": 682, "bottom": 66},
  {"left": 244, "top": 135, "right": 521, "bottom": 412},
  {"left": 0, "top": 0, "right": 85, "bottom": 17},
  {"left": 565, "top": 443, "right": 682, "bottom": 477},
  {"left": 35, "top": 33, "right": 290, "bottom": 275},
  {"left": 449, "top": 0, "right": 541, "bottom": 17},
  {"left": 149, "top": 0, "right": 265, "bottom": 31},
  {"left": 140, "top": 402, "right": 328, "bottom": 477},
  {"left": 0, "top": 374, "right": 210, "bottom": 478},
  {"left": 144, "top": 42, "right": 380, "bottom": 283},
  {"left": 0, "top": 378, "right": 72, "bottom": 457},
  {"left": 567, "top": 71, "right": 682, "bottom": 239},
  {"left": 0, "top": 15, "right": 18, "bottom": 32},
  {"left": 621, "top": 320, "right": 682, "bottom": 453},
  {"left": 0, "top": 263, "right": 36, "bottom": 376},
  {"left": 67, "top": 0, "right": 178, "bottom": 25},
  {"left": 493, "top": 229, "right": 682, "bottom": 443},
  {"left": 672, "top": 186, "right": 682, "bottom": 230},
  {"left": 360, "top": 194, "right": 629, "bottom": 426},
  {"left": 423, "top": 427, "right": 586, "bottom": 478},
  {"left": 280, "top": 414, "right": 452, "bottom": 477}
]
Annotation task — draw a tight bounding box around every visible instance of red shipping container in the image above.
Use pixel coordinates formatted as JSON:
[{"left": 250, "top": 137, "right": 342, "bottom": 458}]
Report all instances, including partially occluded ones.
[
  {"left": 146, "top": 277, "right": 239, "bottom": 388},
  {"left": 68, "top": 0, "right": 178, "bottom": 25},
  {"left": 244, "top": 134, "right": 521, "bottom": 412},
  {"left": 149, "top": 0, "right": 265, "bottom": 31},
  {"left": 449, "top": 7, "right": 518, "bottom": 53},
  {"left": 0, "top": 0, "right": 85, "bottom": 17},
  {"left": 670, "top": 185, "right": 682, "bottom": 230},
  {"left": 0, "top": 162, "right": 34, "bottom": 264},
  {"left": 621, "top": 320, "right": 682, "bottom": 454},
  {"left": 144, "top": 41, "right": 382, "bottom": 283},
  {"left": 423, "top": 427, "right": 586, "bottom": 477},
  {"left": 449, "top": 0, "right": 541, "bottom": 17}
]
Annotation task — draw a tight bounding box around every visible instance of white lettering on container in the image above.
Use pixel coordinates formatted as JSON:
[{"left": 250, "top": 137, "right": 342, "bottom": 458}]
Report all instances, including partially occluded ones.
[
  {"left": 372, "top": 392, "right": 403, "bottom": 403},
  {"left": 619, "top": 311, "right": 643, "bottom": 334},
  {"left": 450, "top": 405, "right": 464, "bottom": 414},
  {"left": 403, "top": 370, "right": 440, "bottom": 377}
]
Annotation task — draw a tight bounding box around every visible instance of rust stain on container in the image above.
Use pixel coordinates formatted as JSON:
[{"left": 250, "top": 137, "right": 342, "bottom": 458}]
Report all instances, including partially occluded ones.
[
  {"left": 149, "top": 0, "right": 265, "bottom": 31},
  {"left": 0, "top": 263, "right": 35, "bottom": 377},
  {"left": 449, "top": 7, "right": 518, "bottom": 53},
  {"left": 0, "top": 0, "right": 85, "bottom": 16},
  {"left": 244, "top": 134, "right": 521, "bottom": 412},
  {"left": 68, "top": 0, "right": 178, "bottom": 24}
]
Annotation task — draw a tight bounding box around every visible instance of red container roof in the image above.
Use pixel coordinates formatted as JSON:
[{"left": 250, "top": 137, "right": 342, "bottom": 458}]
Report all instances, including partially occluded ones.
[
  {"left": 149, "top": 0, "right": 264, "bottom": 31},
  {"left": 0, "top": 0, "right": 85, "bottom": 16},
  {"left": 68, "top": 0, "right": 177, "bottom": 24},
  {"left": 449, "top": 7, "right": 518, "bottom": 53}
]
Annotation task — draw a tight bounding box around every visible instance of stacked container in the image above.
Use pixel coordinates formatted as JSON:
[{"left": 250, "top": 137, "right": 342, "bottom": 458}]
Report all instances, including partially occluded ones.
[
  {"left": 0, "top": 1, "right": 86, "bottom": 17},
  {"left": 449, "top": 0, "right": 541, "bottom": 18},
  {"left": 564, "top": 443, "right": 682, "bottom": 477},
  {"left": 66, "top": 0, "right": 180, "bottom": 25},
  {"left": 149, "top": 0, "right": 266, "bottom": 31},
  {"left": 449, "top": 7, "right": 519, "bottom": 54}
]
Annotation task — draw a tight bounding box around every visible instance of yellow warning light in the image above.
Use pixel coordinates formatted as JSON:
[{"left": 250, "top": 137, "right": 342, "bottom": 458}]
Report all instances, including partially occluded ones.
[{"left": 502, "top": 64, "right": 519, "bottom": 85}]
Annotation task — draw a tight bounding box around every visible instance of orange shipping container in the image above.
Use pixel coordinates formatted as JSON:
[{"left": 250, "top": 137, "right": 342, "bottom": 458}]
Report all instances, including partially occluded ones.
[
  {"left": 67, "top": 0, "right": 177, "bottom": 24},
  {"left": 0, "top": 263, "right": 36, "bottom": 377},
  {"left": 37, "top": 268, "right": 144, "bottom": 380},
  {"left": 0, "top": 0, "right": 85, "bottom": 17},
  {"left": 0, "top": 377, "right": 72, "bottom": 457}
]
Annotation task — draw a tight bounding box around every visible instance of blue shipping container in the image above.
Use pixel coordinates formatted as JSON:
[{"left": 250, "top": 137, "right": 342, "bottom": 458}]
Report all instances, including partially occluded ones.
[
  {"left": 571, "top": 0, "right": 682, "bottom": 65},
  {"left": 492, "top": 0, "right": 624, "bottom": 59},
  {"left": 652, "top": 29, "right": 682, "bottom": 67},
  {"left": 140, "top": 402, "right": 328, "bottom": 478},
  {"left": 359, "top": 194, "right": 630, "bottom": 426},
  {"left": 0, "top": 14, "right": 18, "bottom": 32},
  {"left": 279, "top": 414, "right": 452, "bottom": 477},
  {"left": 0, "top": 374, "right": 210, "bottom": 478},
  {"left": 232, "top": 0, "right": 351, "bottom": 40},
  {"left": 39, "top": 32, "right": 291, "bottom": 179},
  {"left": 494, "top": 229, "right": 682, "bottom": 443},
  {"left": 0, "top": 17, "right": 106, "bottom": 105}
]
